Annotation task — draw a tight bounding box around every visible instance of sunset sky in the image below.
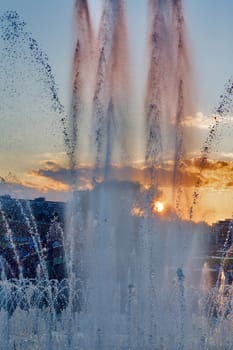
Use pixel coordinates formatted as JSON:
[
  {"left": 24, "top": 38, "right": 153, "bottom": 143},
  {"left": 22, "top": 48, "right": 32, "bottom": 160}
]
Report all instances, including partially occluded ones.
[{"left": 0, "top": 0, "right": 232, "bottom": 224}]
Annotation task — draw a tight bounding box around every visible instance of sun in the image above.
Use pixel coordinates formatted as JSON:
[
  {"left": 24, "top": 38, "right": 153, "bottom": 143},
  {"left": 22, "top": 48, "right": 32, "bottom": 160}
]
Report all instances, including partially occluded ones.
[{"left": 153, "top": 201, "right": 165, "bottom": 214}]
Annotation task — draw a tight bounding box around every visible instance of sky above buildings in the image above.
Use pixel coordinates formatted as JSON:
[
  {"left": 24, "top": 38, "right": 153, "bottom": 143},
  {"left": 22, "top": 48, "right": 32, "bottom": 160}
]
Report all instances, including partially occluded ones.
[
  {"left": 0, "top": 0, "right": 232, "bottom": 224},
  {"left": 1, "top": 0, "right": 233, "bottom": 111}
]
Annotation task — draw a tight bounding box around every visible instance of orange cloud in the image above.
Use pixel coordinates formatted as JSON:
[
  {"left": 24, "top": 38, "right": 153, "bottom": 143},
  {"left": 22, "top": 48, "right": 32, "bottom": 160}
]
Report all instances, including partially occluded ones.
[
  {"left": 1, "top": 158, "right": 232, "bottom": 225},
  {"left": 25, "top": 158, "right": 233, "bottom": 192}
]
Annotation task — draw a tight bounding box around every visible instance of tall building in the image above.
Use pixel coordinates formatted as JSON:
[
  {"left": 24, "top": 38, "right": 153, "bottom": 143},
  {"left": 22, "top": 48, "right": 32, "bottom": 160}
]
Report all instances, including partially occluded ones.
[{"left": 0, "top": 195, "right": 65, "bottom": 279}]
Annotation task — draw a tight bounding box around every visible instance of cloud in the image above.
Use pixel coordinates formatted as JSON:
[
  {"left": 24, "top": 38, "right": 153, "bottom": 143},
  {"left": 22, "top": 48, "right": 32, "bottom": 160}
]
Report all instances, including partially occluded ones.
[
  {"left": 182, "top": 158, "right": 233, "bottom": 188},
  {"left": 182, "top": 112, "right": 233, "bottom": 130},
  {"left": 182, "top": 112, "right": 213, "bottom": 130},
  {"left": 183, "top": 158, "right": 231, "bottom": 171},
  {"left": 0, "top": 156, "right": 232, "bottom": 204},
  {"left": 28, "top": 158, "right": 233, "bottom": 191},
  {"left": 0, "top": 179, "right": 45, "bottom": 199},
  {"left": 213, "top": 152, "right": 233, "bottom": 161},
  {"left": 0, "top": 171, "right": 70, "bottom": 202}
]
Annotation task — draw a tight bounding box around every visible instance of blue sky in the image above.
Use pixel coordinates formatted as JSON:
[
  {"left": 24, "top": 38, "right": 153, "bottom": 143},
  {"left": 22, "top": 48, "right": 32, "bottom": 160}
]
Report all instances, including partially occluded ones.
[
  {"left": 185, "top": 0, "right": 233, "bottom": 112},
  {"left": 1, "top": 0, "right": 233, "bottom": 113}
]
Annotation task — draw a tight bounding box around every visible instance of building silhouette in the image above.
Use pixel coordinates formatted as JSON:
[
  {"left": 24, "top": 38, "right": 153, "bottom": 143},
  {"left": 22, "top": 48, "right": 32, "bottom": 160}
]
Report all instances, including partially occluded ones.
[{"left": 0, "top": 195, "right": 65, "bottom": 279}]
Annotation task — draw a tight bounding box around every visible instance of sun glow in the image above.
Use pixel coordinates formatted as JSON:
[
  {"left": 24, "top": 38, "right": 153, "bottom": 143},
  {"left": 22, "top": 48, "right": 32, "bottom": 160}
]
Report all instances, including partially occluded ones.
[
  {"left": 153, "top": 201, "right": 165, "bottom": 214},
  {"left": 131, "top": 207, "right": 145, "bottom": 217}
]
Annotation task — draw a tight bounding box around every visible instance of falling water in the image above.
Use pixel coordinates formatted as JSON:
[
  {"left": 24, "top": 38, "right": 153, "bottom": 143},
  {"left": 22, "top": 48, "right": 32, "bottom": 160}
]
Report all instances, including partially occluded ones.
[
  {"left": 67, "top": 1, "right": 206, "bottom": 349},
  {"left": 92, "top": 0, "right": 130, "bottom": 172},
  {"left": 145, "top": 0, "right": 191, "bottom": 201},
  {"left": 190, "top": 78, "right": 233, "bottom": 219},
  {"left": 70, "top": 0, "right": 93, "bottom": 176}
]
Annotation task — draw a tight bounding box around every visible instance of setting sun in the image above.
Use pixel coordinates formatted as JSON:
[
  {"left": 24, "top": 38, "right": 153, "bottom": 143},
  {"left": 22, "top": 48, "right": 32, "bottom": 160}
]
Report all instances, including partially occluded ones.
[{"left": 153, "top": 201, "right": 165, "bottom": 214}]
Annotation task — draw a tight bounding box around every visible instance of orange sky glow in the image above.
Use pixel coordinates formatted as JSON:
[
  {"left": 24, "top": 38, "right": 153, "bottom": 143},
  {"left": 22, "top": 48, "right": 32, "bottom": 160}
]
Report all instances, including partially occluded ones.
[{"left": 1, "top": 155, "right": 232, "bottom": 225}]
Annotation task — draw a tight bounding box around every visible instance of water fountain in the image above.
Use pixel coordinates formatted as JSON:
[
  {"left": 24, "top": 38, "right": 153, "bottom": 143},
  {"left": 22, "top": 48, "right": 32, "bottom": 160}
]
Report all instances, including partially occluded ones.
[{"left": 0, "top": 0, "right": 233, "bottom": 349}]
